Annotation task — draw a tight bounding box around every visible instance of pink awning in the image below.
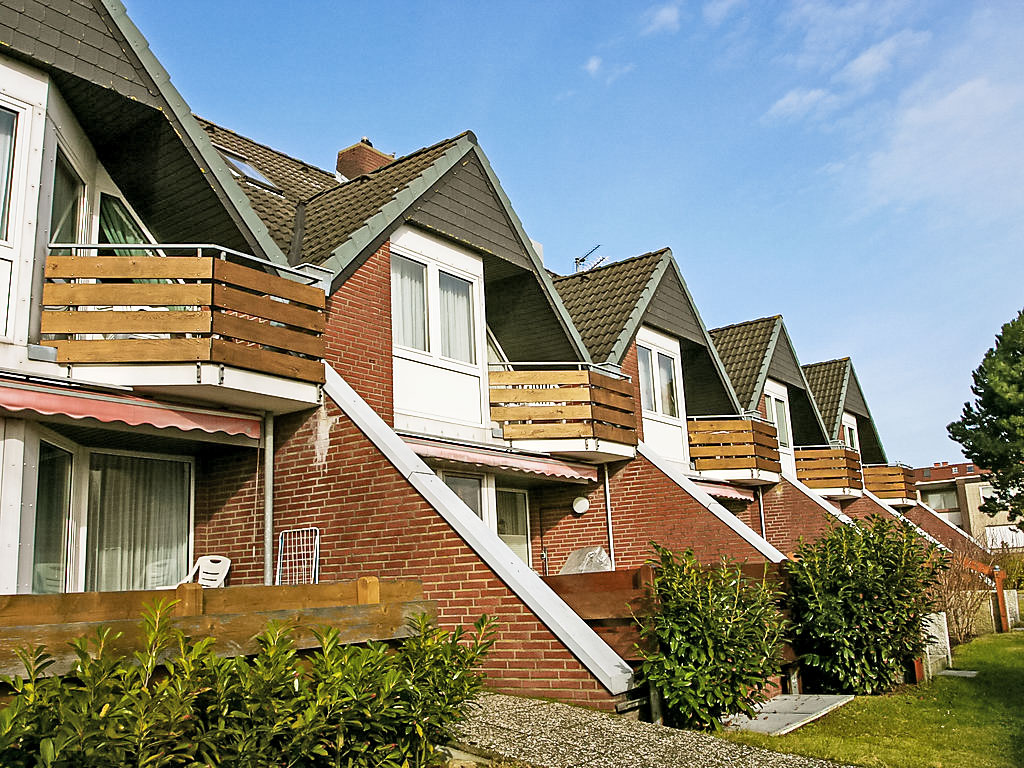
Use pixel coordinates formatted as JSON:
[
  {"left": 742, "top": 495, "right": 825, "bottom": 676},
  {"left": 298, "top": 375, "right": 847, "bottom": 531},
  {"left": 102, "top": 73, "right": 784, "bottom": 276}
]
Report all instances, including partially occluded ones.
[
  {"left": 406, "top": 437, "right": 598, "bottom": 483},
  {"left": 0, "top": 378, "right": 261, "bottom": 439},
  {"left": 692, "top": 480, "right": 754, "bottom": 502}
]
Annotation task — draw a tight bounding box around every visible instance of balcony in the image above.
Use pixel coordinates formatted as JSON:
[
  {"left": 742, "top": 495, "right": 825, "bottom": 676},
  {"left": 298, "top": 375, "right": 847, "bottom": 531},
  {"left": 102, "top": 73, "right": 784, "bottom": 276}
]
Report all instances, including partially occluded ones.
[
  {"left": 488, "top": 365, "right": 637, "bottom": 462},
  {"left": 687, "top": 415, "right": 782, "bottom": 486},
  {"left": 863, "top": 463, "right": 916, "bottom": 506},
  {"left": 39, "top": 245, "right": 328, "bottom": 413},
  {"left": 0, "top": 577, "right": 433, "bottom": 678},
  {"left": 794, "top": 444, "right": 863, "bottom": 499}
]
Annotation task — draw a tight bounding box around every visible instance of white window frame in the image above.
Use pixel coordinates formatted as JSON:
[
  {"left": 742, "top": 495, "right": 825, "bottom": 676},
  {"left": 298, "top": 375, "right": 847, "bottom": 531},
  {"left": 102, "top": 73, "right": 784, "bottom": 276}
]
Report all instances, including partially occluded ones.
[
  {"left": 841, "top": 412, "right": 860, "bottom": 453},
  {"left": 635, "top": 325, "right": 688, "bottom": 463},
  {"left": 763, "top": 378, "right": 794, "bottom": 452},
  {"left": 439, "top": 470, "right": 531, "bottom": 565},
  {"left": 22, "top": 423, "right": 195, "bottom": 593},
  {"left": 0, "top": 89, "right": 35, "bottom": 340}
]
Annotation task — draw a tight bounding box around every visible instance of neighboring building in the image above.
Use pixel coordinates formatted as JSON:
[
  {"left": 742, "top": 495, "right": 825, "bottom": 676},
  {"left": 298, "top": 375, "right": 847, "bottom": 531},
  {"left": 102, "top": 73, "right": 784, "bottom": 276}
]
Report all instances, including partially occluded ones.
[{"left": 915, "top": 462, "right": 1021, "bottom": 550}]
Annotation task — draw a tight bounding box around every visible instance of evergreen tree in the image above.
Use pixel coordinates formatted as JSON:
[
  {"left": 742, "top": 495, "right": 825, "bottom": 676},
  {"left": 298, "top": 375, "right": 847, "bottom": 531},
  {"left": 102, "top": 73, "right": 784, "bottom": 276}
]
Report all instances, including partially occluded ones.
[{"left": 948, "top": 308, "right": 1024, "bottom": 522}]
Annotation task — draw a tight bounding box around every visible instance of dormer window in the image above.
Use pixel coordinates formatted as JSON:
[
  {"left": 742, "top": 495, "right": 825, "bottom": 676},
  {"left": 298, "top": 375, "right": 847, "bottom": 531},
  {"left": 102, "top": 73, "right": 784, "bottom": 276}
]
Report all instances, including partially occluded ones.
[
  {"left": 214, "top": 146, "right": 277, "bottom": 189},
  {"left": 764, "top": 392, "right": 790, "bottom": 448},
  {"left": 635, "top": 326, "right": 687, "bottom": 463},
  {"left": 841, "top": 412, "right": 860, "bottom": 453}
]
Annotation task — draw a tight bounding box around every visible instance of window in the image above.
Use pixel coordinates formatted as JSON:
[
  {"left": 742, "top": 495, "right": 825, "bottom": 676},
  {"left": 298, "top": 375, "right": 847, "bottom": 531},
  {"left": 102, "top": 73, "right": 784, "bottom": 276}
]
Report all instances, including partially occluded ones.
[
  {"left": 923, "top": 468, "right": 931, "bottom": 478},
  {"left": 845, "top": 423, "right": 858, "bottom": 450},
  {"left": 441, "top": 473, "right": 531, "bottom": 565},
  {"left": 966, "top": 464, "right": 974, "bottom": 473},
  {"left": 980, "top": 484, "right": 996, "bottom": 501},
  {"left": 32, "top": 442, "right": 73, "bottom": 594},
  {"left": 764, "top": 394, "right": 790, "bottom": 448},
  {"left": 50, "top": 150, "right": 83, "bottom": 251},
  {"left": 637, "top": 345, "right": 679, "bottom": 417},
  {"left": 923, "top": 489, "right": 957, "bottom": 510},
  {"left": 390, "top": 252, "right": 478, "bottom": 365},
  {"left": 0, "top": 107, "right": 15, "bottom": 241},
  {"left": 444, "top": 474, "right": 483, "bottom": 517},
  {"left": 952, "top": 466, "right": 959, "bottom": 475},
  {"left": 215, "top": 147, "right": 277, "bottom": 188}
]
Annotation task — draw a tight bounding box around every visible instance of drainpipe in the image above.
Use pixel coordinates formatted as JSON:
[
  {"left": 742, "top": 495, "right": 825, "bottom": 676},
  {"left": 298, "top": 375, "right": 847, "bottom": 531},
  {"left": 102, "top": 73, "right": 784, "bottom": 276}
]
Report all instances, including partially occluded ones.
[
  {"left": 604, "top": 464, "right": 616, "bottom": 570},
  {"left": 756, "top": 486, "right": 767, "bottom": 539},
  {"left": 263, "top": 413, "right": 275, "bottom": 586}
]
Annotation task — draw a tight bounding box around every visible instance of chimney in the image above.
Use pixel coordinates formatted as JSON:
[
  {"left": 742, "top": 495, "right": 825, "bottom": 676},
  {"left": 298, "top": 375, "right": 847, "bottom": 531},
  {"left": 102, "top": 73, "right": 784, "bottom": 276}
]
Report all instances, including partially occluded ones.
[
  {"left": 933, "top": 462, "right": 941, "bottom": 467},
  {"left": 336, "top": 138, "right": 394, "bottom": 181}
]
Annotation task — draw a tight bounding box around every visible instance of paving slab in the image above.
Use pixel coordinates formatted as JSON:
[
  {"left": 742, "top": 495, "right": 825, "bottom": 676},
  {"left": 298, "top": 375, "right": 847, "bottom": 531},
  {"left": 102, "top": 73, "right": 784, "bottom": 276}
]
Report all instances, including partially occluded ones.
[
  {"left": 937, "top": 669, "right": 978, "bottom": 677},
  {"left": 454, "top": 693, "right": 855, "bottom": 768},
  {"left": 728, "top": 695, "right": 854, "bottom": 736}
]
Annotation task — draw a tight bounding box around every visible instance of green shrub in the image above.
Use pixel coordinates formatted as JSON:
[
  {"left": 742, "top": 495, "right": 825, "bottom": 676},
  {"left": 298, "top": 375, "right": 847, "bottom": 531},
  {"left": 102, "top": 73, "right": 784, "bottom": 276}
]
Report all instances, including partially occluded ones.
[
  {"left": 785, "top": 516, "right": 943, "bottom": 695},
  {"left": 0, "top": 601, "right": 496, "bottom": 767},
  {"left": 638, "top": 545, "right": 788, "bottom": 731}
]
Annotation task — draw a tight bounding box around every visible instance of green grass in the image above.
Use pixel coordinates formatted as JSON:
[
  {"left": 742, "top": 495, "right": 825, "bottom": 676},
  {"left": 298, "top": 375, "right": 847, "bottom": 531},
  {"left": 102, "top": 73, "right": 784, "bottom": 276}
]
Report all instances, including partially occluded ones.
[{"left": 722, "top": 632, "right": 1024, "bottom": 768}]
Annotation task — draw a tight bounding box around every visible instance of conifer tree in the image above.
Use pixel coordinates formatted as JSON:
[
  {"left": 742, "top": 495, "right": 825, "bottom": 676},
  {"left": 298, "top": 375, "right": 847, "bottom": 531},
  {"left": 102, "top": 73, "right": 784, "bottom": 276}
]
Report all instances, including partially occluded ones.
[{"left": 948, "top": 308, "right": 1024, "bottom": 522}]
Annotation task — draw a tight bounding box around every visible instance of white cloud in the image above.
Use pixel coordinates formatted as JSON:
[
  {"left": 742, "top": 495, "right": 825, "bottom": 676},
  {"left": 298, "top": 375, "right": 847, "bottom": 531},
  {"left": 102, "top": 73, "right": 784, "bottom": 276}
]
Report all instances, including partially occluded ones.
[
  {"left": 764, "top": 87, "right": 838, "bottom": 121},
  {"left": 642, "top": 3, "right": 682, "bottom": 35},
  {"left": 584, "top": 56, "right": 602, "bottom": 77},
  {"left": 605, "top": 63, "right": 637, "bottom": 84},
  {"left": 833, "top": 29, "right": 930, "bottom": 93},
  {"left": 703, "top": 0, "right": 743, "bottom": 27}
]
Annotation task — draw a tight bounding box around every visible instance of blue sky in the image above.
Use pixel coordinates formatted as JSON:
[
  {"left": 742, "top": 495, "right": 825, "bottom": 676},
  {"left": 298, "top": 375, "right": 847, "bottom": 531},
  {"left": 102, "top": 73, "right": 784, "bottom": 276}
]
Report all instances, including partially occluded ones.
[{"left": 125, "top": 0, "right": 1024, "bottom": 467}]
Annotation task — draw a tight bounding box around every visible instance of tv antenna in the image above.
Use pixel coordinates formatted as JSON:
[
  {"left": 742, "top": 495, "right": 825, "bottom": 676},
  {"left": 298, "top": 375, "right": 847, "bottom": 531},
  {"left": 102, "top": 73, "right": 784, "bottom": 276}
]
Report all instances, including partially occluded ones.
[{"left": 574, "top": 244, "right": 605, "bottom": 272}]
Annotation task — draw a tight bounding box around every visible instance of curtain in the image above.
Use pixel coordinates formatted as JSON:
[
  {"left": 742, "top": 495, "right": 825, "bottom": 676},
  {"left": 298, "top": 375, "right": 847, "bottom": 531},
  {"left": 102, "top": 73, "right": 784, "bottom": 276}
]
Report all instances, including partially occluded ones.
[
  {"left": 98, "top": 195, "right": 149, "bottom": 258},
  {"left": 0, "top": 107, "right": 15, "bottom": 241},
  {"left": 439, "top": 271, "right": 475, "bottom": 363},
  {"left": 637, "top": 346, "right": 655, "bottom": 412},
  {"left": 657, "top": 352, "right": 679, "bottom": 417},
  {"left": 496, "top": 490, "right": 529, "bottom": 563},
  {"left": 86, "top": 453, "right": 190, "bottom": 592},
  {"left": 391, "top": 255, "right": 427, "bottom": 351}
]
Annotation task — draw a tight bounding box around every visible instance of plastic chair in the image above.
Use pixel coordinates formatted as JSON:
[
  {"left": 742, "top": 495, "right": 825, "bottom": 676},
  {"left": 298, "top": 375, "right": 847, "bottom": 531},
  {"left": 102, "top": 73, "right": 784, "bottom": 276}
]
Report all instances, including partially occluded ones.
[{"left": 178, "top": 555, "right": 231, "bottom": 588}]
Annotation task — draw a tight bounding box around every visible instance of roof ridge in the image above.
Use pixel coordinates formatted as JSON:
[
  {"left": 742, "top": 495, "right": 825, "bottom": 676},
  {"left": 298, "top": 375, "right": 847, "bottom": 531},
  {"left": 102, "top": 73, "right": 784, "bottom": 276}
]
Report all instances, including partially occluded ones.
[
  {"left": 710, "top": 314, "right": 781, "bottom": 334},
  {"left": 803, "top": 357, "right": 851, "bottom": 369},
  {"left": 195, "top": 115, "right": 339, "bottom": 182},
  {"left": 301, "top": 131, "right": 471, "bottom": 206},
  {"left": 552, "top": 248, "right": 669, "bottom": 282}
]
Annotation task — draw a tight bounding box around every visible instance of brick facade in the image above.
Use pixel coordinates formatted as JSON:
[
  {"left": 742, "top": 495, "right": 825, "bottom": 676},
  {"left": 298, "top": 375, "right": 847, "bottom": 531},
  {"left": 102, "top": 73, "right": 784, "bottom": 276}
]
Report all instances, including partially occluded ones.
[
  {"left": 738, "top": 479, "right": 844, "bottom": 556},
  {"left": 840, "top": 494, "right": 893, "bottom": 523},
  {"left": 900, "top": 504, "right": 989, "bottom": 559}
]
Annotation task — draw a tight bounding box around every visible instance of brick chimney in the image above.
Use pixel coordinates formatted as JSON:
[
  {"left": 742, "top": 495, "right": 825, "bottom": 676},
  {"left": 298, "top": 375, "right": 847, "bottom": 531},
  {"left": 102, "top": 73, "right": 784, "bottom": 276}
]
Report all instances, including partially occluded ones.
[{"left": 336, "top": 138, "right": 394, "bottom": 180}]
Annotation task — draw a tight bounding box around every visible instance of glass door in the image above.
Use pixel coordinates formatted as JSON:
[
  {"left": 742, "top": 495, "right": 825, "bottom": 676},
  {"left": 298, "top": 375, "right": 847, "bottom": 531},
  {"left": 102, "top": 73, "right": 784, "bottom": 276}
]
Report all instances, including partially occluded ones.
[{"left": 496, "top": 489, "right": 530, "bottom": 564}]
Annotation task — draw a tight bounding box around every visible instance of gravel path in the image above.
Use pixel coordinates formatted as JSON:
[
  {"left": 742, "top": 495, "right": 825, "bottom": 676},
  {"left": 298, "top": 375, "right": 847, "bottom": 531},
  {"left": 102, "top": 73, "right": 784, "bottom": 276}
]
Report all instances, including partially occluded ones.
[{"left": 453, "top": 694, "right": 854, "bottom": 768}]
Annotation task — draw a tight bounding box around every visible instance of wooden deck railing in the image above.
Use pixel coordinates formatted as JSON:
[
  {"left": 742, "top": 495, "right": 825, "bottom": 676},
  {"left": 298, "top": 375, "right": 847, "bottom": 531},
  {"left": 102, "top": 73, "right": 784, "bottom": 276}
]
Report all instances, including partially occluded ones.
[
  {"left": 0, "top": 577, "right": 432, "bottom": 677},
  {"left": 40, "top": 245, "right": 326, "bottom": 383},
  {"left": 489, "top": 367, "right": 637, "bottom": 445},
  {"left": 687, "top": 416, "right": 781, "bottom": 474},
  {"left": 863, "top": 463, "right": 915, "bottom": 500},
  {"left": 794, "top": 445, "right": 863, "bottom": 491}
]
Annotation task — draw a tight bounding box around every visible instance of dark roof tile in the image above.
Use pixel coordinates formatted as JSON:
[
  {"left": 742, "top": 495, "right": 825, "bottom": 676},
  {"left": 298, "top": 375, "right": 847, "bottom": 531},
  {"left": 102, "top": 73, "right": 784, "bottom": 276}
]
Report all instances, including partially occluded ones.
[
  {"left": 802, "top": 358, "right": 849, "bottom": 439},
  {"left": 709, "top": 316, "right": 780, "bottom": 409},
  {"left": 552, "top": 250, "right": 666, "bottom": 362}
]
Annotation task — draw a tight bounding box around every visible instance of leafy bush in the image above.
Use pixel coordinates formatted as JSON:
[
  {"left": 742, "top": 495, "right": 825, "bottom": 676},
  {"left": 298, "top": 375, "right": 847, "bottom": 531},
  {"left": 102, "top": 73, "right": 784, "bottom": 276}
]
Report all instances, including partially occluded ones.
[
  {"left": 785, "top": 516, "right": 943, "bottom": 694},
  {"left": 0, "top": 602, "right": 495, "bottom": 768},
  {"left": 992, "top": 547, "right": 1024, "bottom": 590},
  {"left": 638, "top": 545, "right": 787, "bottom": 731}
]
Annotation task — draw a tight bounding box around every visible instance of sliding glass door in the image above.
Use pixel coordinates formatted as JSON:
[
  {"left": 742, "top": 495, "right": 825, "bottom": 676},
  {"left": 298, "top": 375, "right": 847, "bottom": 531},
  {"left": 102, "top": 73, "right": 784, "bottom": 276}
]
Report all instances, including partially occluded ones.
[{"left": 32, "top": 442, "right": 73, "bottom": 593}]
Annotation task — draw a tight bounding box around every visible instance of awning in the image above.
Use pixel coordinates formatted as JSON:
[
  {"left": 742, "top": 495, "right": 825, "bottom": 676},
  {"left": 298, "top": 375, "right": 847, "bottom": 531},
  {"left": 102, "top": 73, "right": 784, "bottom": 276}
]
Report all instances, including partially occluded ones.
[
  {"left": 0, "top": 378, "right": 261, "bottom": 439},
  {"left": 692, "top": 480, "right": 754, "bottom": 503},
  {"left": 405, "top": 436, "right": 598, "bottom": 483}
]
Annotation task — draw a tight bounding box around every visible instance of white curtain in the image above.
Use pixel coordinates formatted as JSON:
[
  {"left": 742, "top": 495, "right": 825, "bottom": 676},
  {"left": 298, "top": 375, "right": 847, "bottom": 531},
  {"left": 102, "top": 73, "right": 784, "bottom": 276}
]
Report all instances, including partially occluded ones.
[
  {"left": 391, "top": 255, "right": 427, "bottom": 351},
  {"left": 637, "top": 346, "right": 655, "bottom": 412},
  {"left": 657, "top": 352, "right": 678, "bottom": 417},
  {"left": 496, "top": 490, "right": 529, "bottom": 563},
  {"left": 86, "top": 454, "right": 190, "bottom": 591},
  {"left": 0, "top": 107, "right": 15, "bottom": 240},
  {"left": 439, "top": 271, "right": 475, "bottom": 363}
]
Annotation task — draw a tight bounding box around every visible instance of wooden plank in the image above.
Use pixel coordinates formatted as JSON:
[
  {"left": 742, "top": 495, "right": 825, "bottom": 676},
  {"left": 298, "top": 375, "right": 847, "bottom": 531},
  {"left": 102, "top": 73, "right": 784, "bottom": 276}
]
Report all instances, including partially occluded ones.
[
  {"left": 591, "top": 403, "right": 637, "bottom": 429},
  {"left": 544, "top": 587, "right": 653, "bottom": 620},
  {"left": 590, "top": 387, "right": 635, "bottom": 413},
  {"left": 688, "top": 431, "right": 759, "bottom": 446},
  {"left": 44, "top": 256, "right": 213, "bottom": 280},
  {"left": 794, "top": 448, "right": 846, "bottom": 460},
  {"left": 0, "top": 589, "right": 161, "bottom": 626},
  {"left": 750, "top": 420, "right": 779, "bottom": 437},
  {"left": 489, "top": 370, "right": 589, "bottom": 387},
  {"left": 212, "top": 311, "right": 324, "bottom": 357},
  {"left": 591, "top": 623, "right": 650, "bottom": 661},
  {"left": 594, "top": 422, "right": 639, "bottom": 446},
  {"left": 587, "top": 371, "right": 634, "bottom": 396},
  {"left": 490, "top": 386, "right": 592, "bottom": 405},
  {"left": 40, "top": 309, "right": 212, "bottom": 335},
  {"left": 804, "top": 478, "right": 863, "bottom": 490},
  {"left": 210, "top": 338, "right": 325, "bottom": 383},
  {"left": 502, "top": 422, "right": 594, "bottom": 440},
  {"left": 175, "top": 583, "right": 203, "bottom": 617},
  {"left": 695, "top": 456, "right": 756, "bottom": 470},
  {"left": 357, "top": 576, "right": 381, "bottom": 605},
  {"left": 490, "top": 404, "right": 594, "bottom": 422},
  {"left": 0, "top": 600, "right": 437, "bottom": 679},
  {"left": 212, "top": 285, "right": 325, "bottom": 333},
  {"left": 43, "top": 282, "right": 212, "bottom": 307},
  {"left": 52, "top": 338, "right": 212, "bottom": 363},
  {"left": 202, "top": 582, "right": 361, "bottom": 614},
  {"left": 689, "top": 444, "right": 780, "bottom": 460},
  {"left": 688, "top": 419, "right": 755, "bottom": 433},
  {"left": 377, "top": 580, "right": 423, "bottom": 603},
  {"left": 543, "top": 570, "right": 643, "bottom": 594},
  {"left": 798, "top": 468, "right": 863, "bottom": 480},
  {"left": 214, "top": 259, "right": 326, "bottom": 309}
]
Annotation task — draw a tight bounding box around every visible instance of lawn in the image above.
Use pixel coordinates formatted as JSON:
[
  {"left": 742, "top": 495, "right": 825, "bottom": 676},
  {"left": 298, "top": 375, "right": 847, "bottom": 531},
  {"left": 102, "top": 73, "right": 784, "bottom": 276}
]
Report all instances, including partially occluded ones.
[{"left": 722, "top": 631, "right": 1024, "bottom": 768}]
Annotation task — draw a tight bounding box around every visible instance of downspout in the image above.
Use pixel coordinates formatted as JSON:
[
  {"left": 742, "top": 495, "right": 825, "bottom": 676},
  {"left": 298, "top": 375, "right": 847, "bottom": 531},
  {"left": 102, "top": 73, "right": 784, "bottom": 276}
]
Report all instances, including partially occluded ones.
[
  {"left": 263, "top": 413, "right": 275, "bottom": 585},
  {"left": 756, "top": 486, "right": 767, "bottom": 539},
  {"left": 604, "top": 464, "right": 616, "bottom": 570}
]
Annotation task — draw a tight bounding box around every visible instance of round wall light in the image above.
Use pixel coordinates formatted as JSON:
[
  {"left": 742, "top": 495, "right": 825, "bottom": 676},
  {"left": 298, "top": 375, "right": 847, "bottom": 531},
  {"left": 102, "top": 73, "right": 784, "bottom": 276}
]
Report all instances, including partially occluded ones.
[{"left": 572, "top": 496, "right": 591, "bottom": 515}]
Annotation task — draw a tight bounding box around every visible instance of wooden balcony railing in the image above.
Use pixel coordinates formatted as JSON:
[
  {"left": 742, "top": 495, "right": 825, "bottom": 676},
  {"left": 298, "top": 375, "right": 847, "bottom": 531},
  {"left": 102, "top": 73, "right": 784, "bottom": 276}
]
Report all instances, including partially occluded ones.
[
  {"left": 795, "top": 445, "right": 863, "bottom": 491},
  {"left": 489, "top": 366, "right": 637, "bottom": 445},
  {"left": 687, "top": 416, "right": 781, "bottom": 474},
  {"left": 40, "top": 245, "right": 326, "bottom": 384},
  {"left": 0, "top": 577, "right": 432, "bottom": 677},
  {"left": 863, "top": 463, "right": 915, "bottom": 500}
]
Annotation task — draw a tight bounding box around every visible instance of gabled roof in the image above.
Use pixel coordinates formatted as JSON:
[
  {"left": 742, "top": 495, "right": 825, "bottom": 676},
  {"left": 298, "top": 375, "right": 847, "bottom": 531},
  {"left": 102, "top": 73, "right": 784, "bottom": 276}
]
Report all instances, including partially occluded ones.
[
  {"left": 709, "top": 317, "right": 780, "bottom": 411},
  {"left": 0, "top": 0, "right": 289, "bottom": 264},
  {"left": 803, "top": 357, "right": 888, "bottom": 463}
]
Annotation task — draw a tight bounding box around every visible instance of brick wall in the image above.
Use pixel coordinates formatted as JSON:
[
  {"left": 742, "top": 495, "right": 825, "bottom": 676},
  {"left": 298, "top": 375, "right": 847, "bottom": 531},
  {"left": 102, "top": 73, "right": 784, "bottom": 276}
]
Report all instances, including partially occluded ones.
[
  {"left": 901, "top": 504, "right": 990, "bottom": 559},
  {"left": 752, "top": 478, "right": 844, "bottom": 556},
  {"left": 841, "top": 494, "right": 892, "bottom": 523}
]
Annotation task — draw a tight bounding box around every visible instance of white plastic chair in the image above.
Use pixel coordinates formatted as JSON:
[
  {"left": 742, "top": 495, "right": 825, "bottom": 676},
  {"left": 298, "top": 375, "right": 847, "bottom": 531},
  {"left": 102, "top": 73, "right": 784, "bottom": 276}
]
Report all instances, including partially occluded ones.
[{"left": 178, "top": 555, "right": 231, "bottom": 588}]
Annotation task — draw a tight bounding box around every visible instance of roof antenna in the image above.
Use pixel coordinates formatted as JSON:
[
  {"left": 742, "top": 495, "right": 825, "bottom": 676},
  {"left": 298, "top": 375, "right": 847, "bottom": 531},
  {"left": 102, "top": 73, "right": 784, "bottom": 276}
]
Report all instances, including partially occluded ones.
[{"left": 575, "top": 244, "right": 605, "bottom": 273}]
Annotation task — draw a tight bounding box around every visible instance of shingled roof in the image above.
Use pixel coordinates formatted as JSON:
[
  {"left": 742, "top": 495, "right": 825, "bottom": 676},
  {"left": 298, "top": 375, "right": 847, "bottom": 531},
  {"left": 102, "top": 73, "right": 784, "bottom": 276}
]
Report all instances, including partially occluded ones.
[
  {"left": 803, "top": 358, "right": 849, "bottom": 439},
  {"left": 552, "top": 250, "right": 667, "bottom": 363},
  {"left": 709, "top": 317, "right": 780, "bottom": 410}
]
